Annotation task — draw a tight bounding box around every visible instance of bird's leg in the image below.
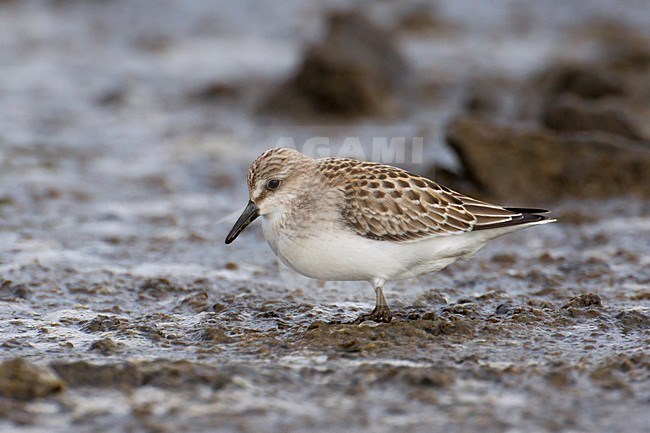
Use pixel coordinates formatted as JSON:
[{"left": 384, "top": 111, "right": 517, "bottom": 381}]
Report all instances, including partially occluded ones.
[{"left": 353, "top": 279, "right": 392, "bottom": 324}]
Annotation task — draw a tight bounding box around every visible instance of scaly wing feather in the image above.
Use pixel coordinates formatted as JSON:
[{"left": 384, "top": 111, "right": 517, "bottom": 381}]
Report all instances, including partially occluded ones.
[{"left": 317, "top": 158, "right": 547, "bottom": 242}]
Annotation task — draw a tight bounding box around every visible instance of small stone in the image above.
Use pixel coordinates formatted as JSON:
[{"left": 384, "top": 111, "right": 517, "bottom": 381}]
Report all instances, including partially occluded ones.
[
  {"left": 495, "top": 304, "right": 513, "bottom": 316},
  {"left": 81, "top": 315, "right": 123, "bottom": 333},
  {"left": 563, "top": 293, "right": 603, "bottom": 309},
  {"left": 616, "top": 310, "right": 650, "bottom": 330},
  {"left": 89, "top": 338, "right": 123, "bottom": 355}
]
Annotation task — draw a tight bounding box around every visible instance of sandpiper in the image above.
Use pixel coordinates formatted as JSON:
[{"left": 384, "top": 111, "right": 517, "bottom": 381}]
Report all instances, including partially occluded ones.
[{"left": 226, "top": 147, "right": 554, "bottom": 323}]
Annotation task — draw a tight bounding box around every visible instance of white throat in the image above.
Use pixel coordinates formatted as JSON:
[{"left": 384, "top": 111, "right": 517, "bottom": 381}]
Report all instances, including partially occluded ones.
[{"left": 260, "top": 209, "right": 284, "bottom": 254}]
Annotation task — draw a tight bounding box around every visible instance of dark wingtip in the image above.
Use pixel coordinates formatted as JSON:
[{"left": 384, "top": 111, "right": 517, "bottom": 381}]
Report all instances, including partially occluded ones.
[
  {"left": 473, "top": 207, "right": 555, "bottom": 231},
  {"left": 503, "top": 207, "right": 551, "bottom": 215}
]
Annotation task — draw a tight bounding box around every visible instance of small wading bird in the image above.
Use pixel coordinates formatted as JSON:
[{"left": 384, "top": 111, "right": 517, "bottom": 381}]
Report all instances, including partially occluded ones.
[{"left": 226, "top": 148, "right": 554, "bottom": 324}]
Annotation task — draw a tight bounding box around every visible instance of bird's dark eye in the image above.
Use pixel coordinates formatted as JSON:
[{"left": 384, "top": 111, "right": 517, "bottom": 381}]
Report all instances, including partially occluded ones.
[{"left": 266, "top": 179, "right": 281, "bottom": 190}]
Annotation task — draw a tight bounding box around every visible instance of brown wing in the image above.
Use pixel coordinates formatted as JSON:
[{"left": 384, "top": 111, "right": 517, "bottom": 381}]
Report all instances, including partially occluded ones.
[{"left": 319, "top": 158, "right": 530, "bottom": 242}]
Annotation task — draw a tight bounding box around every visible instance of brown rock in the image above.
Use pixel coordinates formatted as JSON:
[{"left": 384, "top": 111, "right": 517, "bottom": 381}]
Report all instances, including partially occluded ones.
[
  {"left": 443, "top": 117, "right": 650, "bottom": 202},
  {"left": 264, "top": 11, "right": 410, "bottom": 119},
  {"left": 589, "top": 367, "right": 629, "bottom": 391},
  {"left": 563, "top": 293, "right": 603, "bottom": 309},
  {"left": 588, "top": 21, "right": 650, "bottom": 72},
  {"left": 419, "top": 316, "right": 475, "bottom": 337},
  {"left": 198, "top": 325, "right": 233, "bottom": 343},
  {"left": 82, "top": 315, "right": 125, "bottom": 333},
  {"left": 138, "top": 277, "right": 181, "bottom": 300},
  {"left": 543, "top": 95, "right": 642, "bottom": 140},
  {"left": 141, "top": 361, "right": 230, "bottom": 390},
  {"left": 0, "top": 358, "right": 64, "bottom": 401},
  {"left": 413, "top": 290, "right": 448, "bottom": 307},
  {"left": 616, "top": 310, "right": 650, "bottom": 330},
  {"left": 0, "top": 279, "right": 31, "bottom": 300},
  {"left": 562, "top": 293, "right": 603, "bottom": 318},
  {"left": 394, "top": 5, "right": 456, "bottom": 35},
  {"left": 189, "top": 81, "right": 239, "bottom": 102},
  {"left": 545, "top": 368, "right": 575, "bottom": 388},
  {"left": 89, "top": 337, "right": 123, "bottom": 355},
  {"left": 174, "top": 290, "right": 211, "bottom": 313},
  {"left": 540, "top": 64, "right": 625, "bottom": 100},
  {"left": 529, "top": 27, "right": 650, "bottom": 143},
  {"left": 397, "top": 368, "right": 456, "bottom": 388},
  {"left": 50, "top": 361, "right": 143, "bottom": 388}
]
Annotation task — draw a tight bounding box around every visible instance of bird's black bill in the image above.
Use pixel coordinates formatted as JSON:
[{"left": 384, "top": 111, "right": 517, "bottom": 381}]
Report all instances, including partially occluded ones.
[{"left": 225, "top": 201, "right": 260, "bottom": 244}]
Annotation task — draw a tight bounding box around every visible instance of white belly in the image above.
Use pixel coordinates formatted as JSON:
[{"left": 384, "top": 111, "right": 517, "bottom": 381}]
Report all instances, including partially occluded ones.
[{"left": 262, "top": 214, "right": 496, "bottom": 282}]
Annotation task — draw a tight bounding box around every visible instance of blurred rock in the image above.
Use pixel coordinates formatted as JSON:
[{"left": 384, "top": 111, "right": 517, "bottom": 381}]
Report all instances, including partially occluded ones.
[
  {"left": 540, "top": 64, "right": 625, "bottom": 100},
  {"left": 394, "top": 5, "right": 458, "bottom": 35},
  {"left": 141, "top": 361, "right": 230, "bottom": 390},
  {"left": 533, "top": 26, "right": 650, "bottom": 142},
  {"left": 463, "top": 76, "right": 526, "bottom": 121},
  {"left": 0, "top": 358, "right": 64, "bottom": 401},
  {"left": 616, "top": 310, "right": 650, "bottom": 330},
  {"left": 188, "top": 81, "right": 240, "bottom": 103},
  {"left": 443, "top": 117, "right": 650, "bottom": 202},
  {"left": 51, "top": 361, "right": 143, "bottom": 388},
  {"left": 464, "top": 80, "right": 506, "bottom": 116},
  {"left": 0, "top": 279, "right": 31, "bottom": 300},
  {"left": 53, "top": 360, "right": 231, "bottom": 391},
  {"left": 586, "top": 21, "right": 650, "bottom": 72},
  {"left": 543, "top": 95, "right": 642, "bottom": 140},
  {"left": 95, "top": 84, "right": 128, "bottom": 107},
  {"left": 263, "top": 11, "right": 410, "bottom": 119}
]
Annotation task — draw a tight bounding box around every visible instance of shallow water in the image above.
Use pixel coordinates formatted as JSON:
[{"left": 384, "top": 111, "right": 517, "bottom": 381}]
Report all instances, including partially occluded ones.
[{"left": 1, "top": 1, "right": 649, "bottom": 432}]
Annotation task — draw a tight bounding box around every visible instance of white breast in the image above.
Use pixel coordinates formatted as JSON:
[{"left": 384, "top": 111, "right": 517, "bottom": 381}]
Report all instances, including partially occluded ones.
[{"left": 261, "top": 213, "right": 498, "bottom": 282}]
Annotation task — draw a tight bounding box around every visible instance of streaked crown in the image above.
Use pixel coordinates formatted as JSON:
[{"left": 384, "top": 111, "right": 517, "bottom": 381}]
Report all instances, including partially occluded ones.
[{"left": 248, "top": 148, "right": 308, "bottom": 190}]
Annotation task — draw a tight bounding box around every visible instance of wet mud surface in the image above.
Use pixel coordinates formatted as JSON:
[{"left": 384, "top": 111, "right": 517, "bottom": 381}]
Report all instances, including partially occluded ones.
[
  {"left": 1, "top": 1, "right": 649, "bottom": 432},
  {"left": 1, "top": 220, "right": 648, "bottom": 433}
]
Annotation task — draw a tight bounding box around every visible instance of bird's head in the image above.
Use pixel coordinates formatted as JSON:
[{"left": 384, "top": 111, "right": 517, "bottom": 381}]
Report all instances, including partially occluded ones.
[{"left": 225, "top": 147, "right": 315, "bottom": 244}]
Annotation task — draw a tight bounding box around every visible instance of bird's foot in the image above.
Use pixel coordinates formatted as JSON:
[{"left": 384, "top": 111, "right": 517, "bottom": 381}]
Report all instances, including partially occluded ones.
[{"left": 352, "top": 306, "right": 392, "bottom": 324}]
